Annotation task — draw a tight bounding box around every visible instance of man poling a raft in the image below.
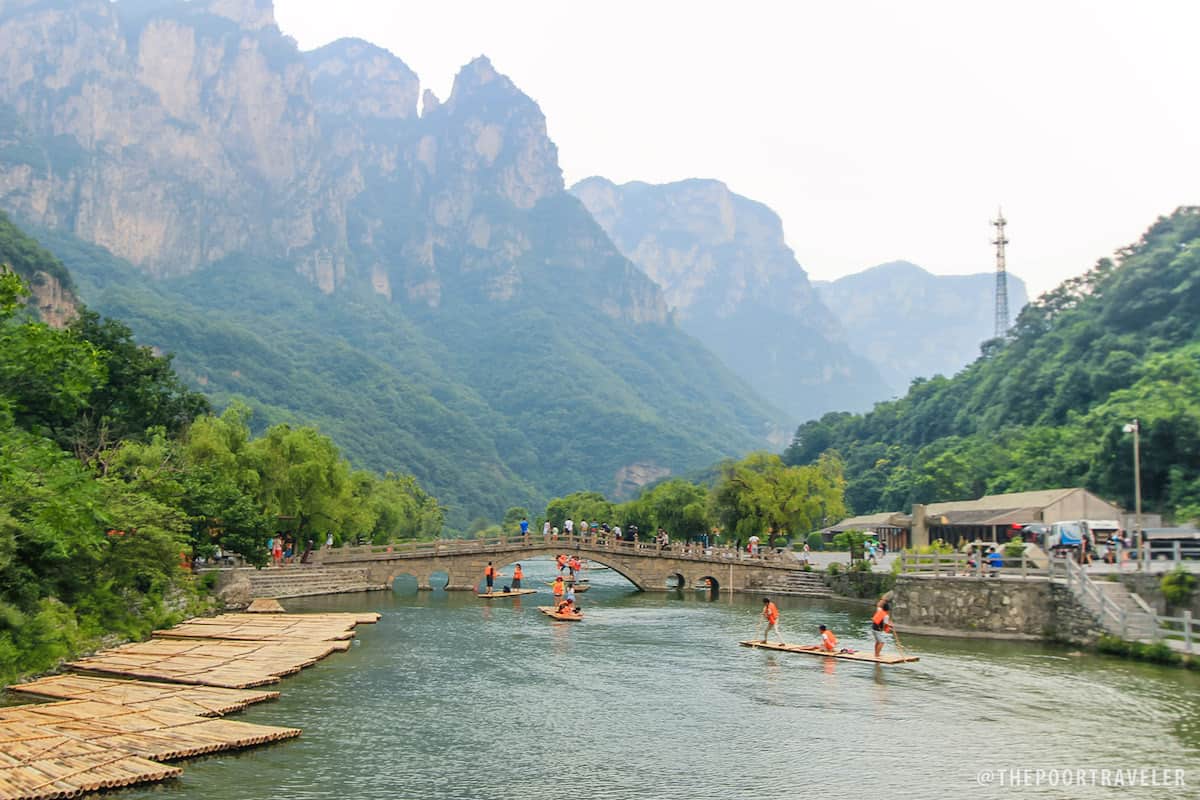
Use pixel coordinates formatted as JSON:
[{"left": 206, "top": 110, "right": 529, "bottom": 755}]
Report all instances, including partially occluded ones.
[
  {"left": 872, "top": 600, "right": 895, "bottom": 658},
  {"left": 760, "top": 597, "right": 783, "bottom": 644}
]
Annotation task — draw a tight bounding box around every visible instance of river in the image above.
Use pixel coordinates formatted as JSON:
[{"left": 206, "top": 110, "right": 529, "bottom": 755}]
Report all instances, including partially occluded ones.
[{"left": 116, "top": 559, "right": 1200, "bottom": 800}]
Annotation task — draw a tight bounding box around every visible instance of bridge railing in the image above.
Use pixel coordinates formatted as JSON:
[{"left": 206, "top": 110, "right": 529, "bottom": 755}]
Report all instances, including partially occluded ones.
[{"left": 321, "top": 533, "right": 796, "bottom": 565}]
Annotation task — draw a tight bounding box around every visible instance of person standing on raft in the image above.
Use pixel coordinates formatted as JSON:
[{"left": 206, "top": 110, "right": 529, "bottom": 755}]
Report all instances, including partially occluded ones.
[
  {"left": 483, "top": 562, "right": 497, "bottom": 594},
  {"left": 552, "top": 575, "right": 565, "bottom": 603},
  {"left": 760, "top": 598, "right": 783, "bottom": 643},
  {"left": 512, "top": 564, "right": 523, "bottom": 589},
  {"left": 872, "top": 601, "right": 894, "bottom": 658}
]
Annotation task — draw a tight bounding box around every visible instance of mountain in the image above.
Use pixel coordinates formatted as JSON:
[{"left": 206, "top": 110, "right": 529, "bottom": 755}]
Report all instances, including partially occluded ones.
[
  {"left": 0, "top": 210, "right": 77, "bottom": 326},
  {"left": 570, "top": 177, "right": 891, "bottom": 421},
  {"left": 0, "top": 0, "right": 784, "bottom": 527},
  {"left": 813, "top": 261, "right": 1029, "bottom": 392},
  {"left": 785, "top": 209, "right": 1200, "bottom": 521}
]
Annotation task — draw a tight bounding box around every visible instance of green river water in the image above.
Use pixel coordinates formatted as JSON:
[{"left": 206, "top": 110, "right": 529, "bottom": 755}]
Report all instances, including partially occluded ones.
[{"left": 102, "top": 560, "right": 1199, "bottom": 799}]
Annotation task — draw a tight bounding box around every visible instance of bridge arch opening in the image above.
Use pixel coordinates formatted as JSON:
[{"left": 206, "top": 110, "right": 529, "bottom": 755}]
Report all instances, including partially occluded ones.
[
  {"left": 391, "top": 573, "right": 419, "bottom": 595},
  {"left": 489, "top": 553, "right": 643, "bottom": 592},
  {"left": 665, "top": 572, "right": 686, "bottom": 590},
  {"left": 697, "top": 575, "right": 720, "bottom": 599},
  {"left": 429, "top": 570, "right": 450, "bottom": 591}
]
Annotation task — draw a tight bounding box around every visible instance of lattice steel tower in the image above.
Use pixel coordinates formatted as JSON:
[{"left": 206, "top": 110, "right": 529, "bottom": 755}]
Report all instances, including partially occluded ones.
[{"left": 992, "top": 210, "right": 1010, "bottom": 337}]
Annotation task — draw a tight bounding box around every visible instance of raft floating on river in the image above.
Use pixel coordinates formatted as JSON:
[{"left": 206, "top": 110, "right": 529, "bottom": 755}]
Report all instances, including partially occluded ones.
[
  {"left": 738, "top": 640, "right": 919, "bottom": 664},
  {"left": 477, "top": 589, "right": 538, "bottom": 598},
  {"left": 538, "top": 606, "right": 583, "bottom": 621}
]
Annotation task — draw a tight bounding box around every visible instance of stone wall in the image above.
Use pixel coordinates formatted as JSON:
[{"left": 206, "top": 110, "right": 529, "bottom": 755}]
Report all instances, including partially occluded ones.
[
  {"left": 824, "top": 571, "right": 896, "bottom": 601},
  {"left": 893, "top": 576, "right": 1106, "bottom": 644}
]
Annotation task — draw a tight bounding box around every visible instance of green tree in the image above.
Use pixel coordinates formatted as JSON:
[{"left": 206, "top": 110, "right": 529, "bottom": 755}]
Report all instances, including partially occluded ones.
[{"left": 711, "top": 452, "right": 847, "bottom": 547}]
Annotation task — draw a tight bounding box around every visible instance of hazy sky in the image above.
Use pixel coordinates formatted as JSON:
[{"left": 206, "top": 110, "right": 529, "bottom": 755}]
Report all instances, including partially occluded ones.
[{"left": 274, "top": 0, "right": 1199, "bottom": 297}]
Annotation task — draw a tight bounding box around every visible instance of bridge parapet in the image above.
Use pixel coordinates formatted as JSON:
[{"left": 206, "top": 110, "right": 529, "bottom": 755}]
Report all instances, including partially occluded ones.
[{"left": 311, "top": 534, "right": 803, "bottom": 593}]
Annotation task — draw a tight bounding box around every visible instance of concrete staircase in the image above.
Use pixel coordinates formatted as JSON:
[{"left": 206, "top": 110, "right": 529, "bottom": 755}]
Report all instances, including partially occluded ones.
[
  {"left": 1092, "top": 581, "right": 1160, "bottom": 641},
  {"left": 749, "top": 570, "right": 835, "bottom": 599},
  {"left": 241, "top": 566, "right": 388, "bottom": 599}
]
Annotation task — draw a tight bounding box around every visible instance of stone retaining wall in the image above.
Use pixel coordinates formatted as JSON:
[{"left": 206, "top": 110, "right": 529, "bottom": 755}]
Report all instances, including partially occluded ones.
[
  {"left": 892, "top": 576, "right": 1106, "bottom": 644},
  {"left": 824, "top": 571, "right": 896, "bottom": 601}
]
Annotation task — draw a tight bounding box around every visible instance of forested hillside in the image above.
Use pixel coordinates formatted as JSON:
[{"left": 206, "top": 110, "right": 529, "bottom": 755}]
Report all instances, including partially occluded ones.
[
  {"left": 0, "top": 220, "right": 442, "bottom": 683},
  {"left": 784, "top": 208, "right": 1200, "bottom": 522}
]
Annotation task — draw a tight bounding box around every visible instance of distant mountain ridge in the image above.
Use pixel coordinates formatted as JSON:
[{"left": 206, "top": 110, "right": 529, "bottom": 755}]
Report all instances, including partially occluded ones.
[
  {"left": 0, "top": 0, "right": 784, "bottom": 525},
  {"left": 814, "top": 260, "right": 1028, "bottom": 392},
  {"left": 571, "top": 176, "right": 891, "bottom": 421}
]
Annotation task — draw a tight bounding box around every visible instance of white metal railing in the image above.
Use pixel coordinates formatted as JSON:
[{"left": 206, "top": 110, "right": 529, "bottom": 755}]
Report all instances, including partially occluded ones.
[
  {"left": 1156, "top": 610, "right": 1197, "bottom": 654},
  {"left": 898, "top": 552, "right": 1048, "bottom": 579},
  {"left": 1055, "top": 557, "right": 1130, "bottom": 638}
]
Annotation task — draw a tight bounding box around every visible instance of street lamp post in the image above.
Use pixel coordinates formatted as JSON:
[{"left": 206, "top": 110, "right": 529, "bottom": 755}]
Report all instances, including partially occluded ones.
[{"left": 1123, "top": 419, "right": 1143, "bottom": 572}]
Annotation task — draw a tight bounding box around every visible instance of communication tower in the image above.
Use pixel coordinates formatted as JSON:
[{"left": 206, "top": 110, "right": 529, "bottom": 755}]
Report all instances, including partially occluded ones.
[{"left": 992, "top": 210, "right": 1010, "bottom": 337}]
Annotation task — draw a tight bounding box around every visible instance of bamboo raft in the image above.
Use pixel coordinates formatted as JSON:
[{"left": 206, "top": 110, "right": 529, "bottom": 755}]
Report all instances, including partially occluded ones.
[
  {"left": 0, "top": 701, "right": 300, "bottom": 761},
  {"left": 1, "top": 610, "right": 381, "bottom": 799},
  {"left": 8, "top": 676, "right": 279, "bottom": 717},
  {"left": 152, "top": 612, "right": 376, "bottom": 643},
  {"left": 477, "top": 589, "right": 538, "bottom": 598},
  {"left": 738, "top": 640, "right": 920, "bottom": 664},
  {"left": 538, "top": 607, "right": 583, "bottom": 621},
  {"left": 66, "top": 637, "right": 351, "bottom": 689},
  {"left": 0, "top": 721, "right": 182, "bottom": 800}
]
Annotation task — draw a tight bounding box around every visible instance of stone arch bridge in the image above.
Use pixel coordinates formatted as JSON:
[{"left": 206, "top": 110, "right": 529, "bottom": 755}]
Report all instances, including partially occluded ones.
[{"left": 311, "top": 534, "right": 802, "bottom": 593}]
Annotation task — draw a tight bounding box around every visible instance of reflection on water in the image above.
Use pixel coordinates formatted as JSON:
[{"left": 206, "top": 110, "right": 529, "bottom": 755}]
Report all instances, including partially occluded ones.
[{"left": 110, "top": 558, "right": 1200, "bottom": 800}]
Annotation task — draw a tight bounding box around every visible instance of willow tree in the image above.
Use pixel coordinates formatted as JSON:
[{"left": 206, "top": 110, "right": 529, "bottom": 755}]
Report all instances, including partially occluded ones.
[{"left": 712, "top": 451, "right": 847, "bottom": 547}]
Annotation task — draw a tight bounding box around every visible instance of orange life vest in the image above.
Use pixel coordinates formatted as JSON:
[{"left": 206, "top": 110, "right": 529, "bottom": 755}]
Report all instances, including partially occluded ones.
[
  {"left": 553, "top": 580, "right": 564, "bottom": 596},
  {"left": 765, "top": 602, "right": 779, "bottom": 624},
  {"left": 820, "top": 630, "right": 838, "bottom": 651},
  {"left": 872, "top": 608, "right": 892, "bottom": 632},
  {"left": 513, "top": 566, "right": 523, "bottom": 580},
  {"left": 484, "top": 565, "right": 495, "bottom": 578}
]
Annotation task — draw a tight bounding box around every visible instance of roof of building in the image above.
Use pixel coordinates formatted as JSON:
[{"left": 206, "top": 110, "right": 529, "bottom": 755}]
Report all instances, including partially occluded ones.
[
  {"left": 927, "top": 507, "right": 1043, "bottom": 526},
  {"left": 826, "top": 512, "right": 911, "bottom": 532},
  {"left": 925, "top": 488, "right": 1083, "bottom": 515}
]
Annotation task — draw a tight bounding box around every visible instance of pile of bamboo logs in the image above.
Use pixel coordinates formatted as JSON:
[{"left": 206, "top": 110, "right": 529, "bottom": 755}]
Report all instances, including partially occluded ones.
[{"left": 0, "top": 605, "right": 379, "bottom": 800}]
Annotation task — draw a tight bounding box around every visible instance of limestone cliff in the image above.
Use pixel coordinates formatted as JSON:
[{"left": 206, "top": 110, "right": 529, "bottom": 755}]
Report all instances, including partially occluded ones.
[
  {"left": 0, "top": 1, "right": 667, "bottom": 324},
  {"left": 0, "top": 0, "right": 771, "bottom": 514},
  {"left": 0, "top": 210, "right": 78, "bottom": 326},
  {"left": 571, "top": 177, "right": 890, "bottom": 420}
]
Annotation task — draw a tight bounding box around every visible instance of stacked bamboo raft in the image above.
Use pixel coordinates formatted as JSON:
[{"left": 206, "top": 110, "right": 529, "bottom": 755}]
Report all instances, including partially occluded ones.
[
  {"left": 2, "top": 608, "right": 380, "bottom": 800},
  {"left": 66, "top": 637, "right": 351, "bottom": 688},
  {"left": 152, "top": 612, "right": 378, "bottom": 643},
  {"left": 0, "top": 721, "right": 182, "bottom": 800},
  {"left": 9, "top": 675, "right": 280, "bottom": 717},
  {"left": 0, "top": 701, "right": 300, "bottom": 760}
]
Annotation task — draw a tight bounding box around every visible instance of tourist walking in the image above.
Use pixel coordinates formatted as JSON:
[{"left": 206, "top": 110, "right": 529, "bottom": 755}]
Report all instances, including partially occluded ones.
[
  {"left": 520, "top": 517, "right": 529, "bottom": 537},
  {"left": 760, "top": 597, "right": 783, "bottom": 643},
  {"left": 543, "top": 520, "right": 551, "bottom": 539}
]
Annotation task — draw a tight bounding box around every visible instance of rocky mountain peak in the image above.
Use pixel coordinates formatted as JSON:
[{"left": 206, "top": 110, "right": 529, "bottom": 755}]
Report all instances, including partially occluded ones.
[
  {"left": 306, "top": 38, "right": 420, "bottom": 120},
  {"left": 203, "top": 0, "right": 276, "bottom": 31}
]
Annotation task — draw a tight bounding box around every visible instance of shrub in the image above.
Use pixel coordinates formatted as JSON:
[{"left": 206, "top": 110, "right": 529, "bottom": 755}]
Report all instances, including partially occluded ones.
[
  {"left": 827, "top": 562, "right": 841, "bottom": 576},
  {"left": 806, "top": 532, "right": 823, "bottom": 552},
  {"left": 1161, "top": 567, "right": 1197, "bottom": 608},
  {"left": 1004, "top": 535, "right": 1025, "bottom": 559}
]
